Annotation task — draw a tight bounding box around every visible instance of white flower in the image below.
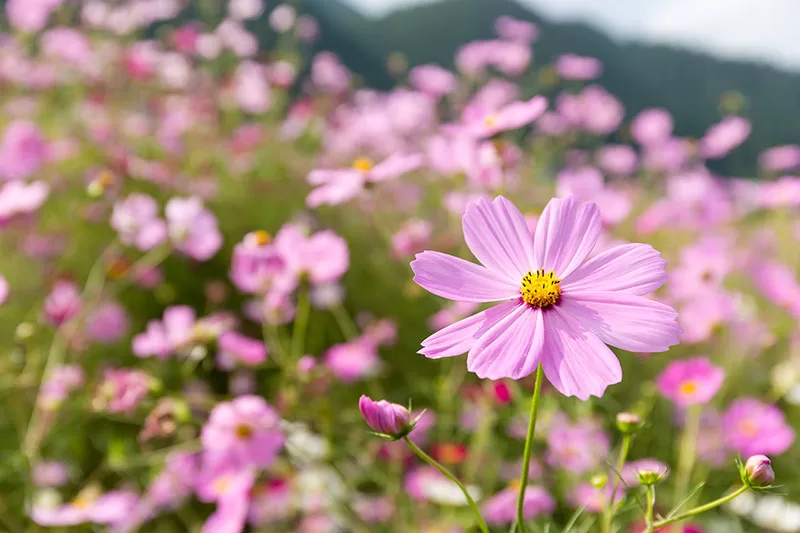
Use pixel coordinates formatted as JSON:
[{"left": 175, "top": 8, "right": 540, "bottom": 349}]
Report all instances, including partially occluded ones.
[
  {"left": 423, "top": 477, "right": 482, "bottom": 507},
  {"left": 282, "top": 421, "right": 330, "bottom": 463}
]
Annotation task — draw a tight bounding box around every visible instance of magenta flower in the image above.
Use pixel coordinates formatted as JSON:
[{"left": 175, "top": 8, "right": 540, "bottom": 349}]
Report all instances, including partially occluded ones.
[
  {"left": 0, "top": 120, "right": 49, "bottom": 181},
  {"left": 272, "top": 224, "right": 349, "bottom": 289},
  {"left": 656, "top": 357, "right": 725, "bottom": 407},
  {"left": 631, "top": 108, "right": 674, "bottom": 147},
  {"left": 111, "top": 194, "right": 167, "bottom": 251},
  {"left": 31, "top": 489, "right": 138, "bottom": 527},
  {"left": 743, "top": 454, "right": 775, "bottom": 487},
  {"left": 201, "top": 395, "right": 284, "bottom": 469},
  {"left": 305, "top": 153, "right": 423, "bottom": 207},
  {"left": 409, "top": 64, "right": 457, "bottom": 97},
  {"left": 230, "top": 231, "right": 286, "bottom": 294},
  {"left": 482, "top": 485, "right": 554, "bottom": 526},
  {"left": 463, "top": 96, "right": 547, "bottom": 139},
  {"left": 85, "top": 301, "right": 129, "bottom": 344},
  {"left": 132, "top": 305, "right": 196, "bottom": 359},
  {"left": 495, "top": 16, "right": 538, "bottom": 44},
  {"left": 196, "top": 467, "right": 255, "bottom": 533},
  {"left": 165, "top": 197, "right": 222, "bottom": 261},
  {"left": 358, "top": 395, "right": 411, "bottom": 438},
  {"left": 596, "top": 144, "right": 638, "bottom": 175},
  {"left": 217, "top": 331, "right": 268, "bottom": 370},
  {"left": 554, "top": 54, "right": 603, "bottom": 80},
  {"left": 700, "top": 116, "right": 751, "bottom": 159},
  {"left": 759, "top": 144, "right": 800, "bottom": 172},
  {"left": 6, "top": 0, "right": 63, "bottom": 33},
  {"left": 44, "top": 280, "right": 81, "bottom": 326},
  {"left": 32, "top": 460, "right": 70, "bottom": 488},
  {"left": 722, "top": 398, "right": 795, "bottom": 457},
  {"left": 0, "top": 180, "right": 49, "bottom": 224},
  {"left": 234, "top": 61, "right": 271, "bottom": 114},
  {"left": 146, "top": 452, "right": 197, "bottom": 509},
  {"left": 411, "top": 196, "right": 679, "bottom": 399},
  {"left": 324, "top": 338, "right": 380, "bottom": 383},
  {"left": 95, "top": 369, "right": 152, "bottom": 413},
  {"left": 41, "top": 28, "right": 93, "bottom": 66}
]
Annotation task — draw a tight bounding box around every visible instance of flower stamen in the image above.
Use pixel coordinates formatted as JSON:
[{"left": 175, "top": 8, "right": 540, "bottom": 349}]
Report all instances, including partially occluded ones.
[
  {"left": 521, "top": 269, "right": 561, "bottom": 308},
  {"left": 352, "top": 157, "right": 374, "bottom": 172}
]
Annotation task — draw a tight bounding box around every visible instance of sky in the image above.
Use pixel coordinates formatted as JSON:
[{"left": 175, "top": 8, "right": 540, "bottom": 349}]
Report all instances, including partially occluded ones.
[{"left": 342, "top": 0, "right": 800, "bottom": 71}]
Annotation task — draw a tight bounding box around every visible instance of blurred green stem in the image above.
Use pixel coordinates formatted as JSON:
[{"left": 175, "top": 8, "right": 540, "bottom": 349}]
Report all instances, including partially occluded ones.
[
  {"left": 331, "top": 303, "right": 358, "bottom": 339},
  {"left": 602, "top": 433, "right": 632, "bottom": 533},
  {"left": 672, "top": 405, "right": 702, "bottom": 532},
  {"left": 290, "top": 285, "right": 310, "bottom": 361},
  {"left": 403, "top": 437, "right": 489, "bottom": 533},
  {"left": 644, "top": 485, "right": 656, "bottom": 529},
  {"left": 516, "top": 362, "right": 544, "bottom": 533},
  {"left": 648, "top": 485, "right": 748, "bottom": 532}
]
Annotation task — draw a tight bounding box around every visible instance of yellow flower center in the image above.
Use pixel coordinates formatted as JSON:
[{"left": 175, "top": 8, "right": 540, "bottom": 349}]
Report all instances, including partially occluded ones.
[
  {"left": 253, "top": 230, "right": 271, "bottom": 246},
  {"left": 739, "top": 420, "right": 758, "bottom": 438},
  {"left": 521, "top": 269, "right": 562, "bottom": 308},
  {"left": 508, "top": 478, "right": 521, "bottom": 490},
  {"left": 352, "top": 157, "right": 374, "bottom": 172},
  {"left": 72, "top": 497, "right": 92, "bottom": 510},
  {"left": 214, "top": 476, "right": 231, "bottom": 495},
  {"left": 483, "top": 113, "right": 499, "bottom": 127},
  {"left": 235, "top": 424, "right": 254, "bottom": 440},
  {"left": 679, "top": 381, "right": 697, "bottom": 395}
]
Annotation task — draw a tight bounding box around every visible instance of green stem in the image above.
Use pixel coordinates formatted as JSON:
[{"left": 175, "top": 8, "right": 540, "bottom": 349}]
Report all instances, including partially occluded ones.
[
  {"left": 672, "top": 405, "right": 702, "bottom": 532},
  {"left": 403, "top": 437, "right": 490, "bottom": 533},
  {"left": 517, "top": 362, "right": 544, "bottom": 533},
  {"left": 649, "top": 486, "right": 748, "bottom": 532},
  {"left": 290, "top": 285, "right": 310, "bottom": 361},
  {"left": 602, "top": 433, "right": 632, "bottom": 533},
  {"left": 644, "top": 485, "right": 656, "bottom": 529},
  {"left": 331, "top": 304, "right": 359, "bottom": 340}
]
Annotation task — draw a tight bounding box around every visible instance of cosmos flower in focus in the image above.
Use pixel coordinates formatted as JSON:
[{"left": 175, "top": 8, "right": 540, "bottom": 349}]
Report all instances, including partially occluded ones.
[{"left": 411, "top": 195, "right": 679, "bottom": 399}]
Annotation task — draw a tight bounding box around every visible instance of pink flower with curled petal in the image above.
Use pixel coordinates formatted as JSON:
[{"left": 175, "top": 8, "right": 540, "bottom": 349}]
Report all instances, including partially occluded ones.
[
  {"left": 554, "top": 54, "right": 603, "bottom": 80},
  {"left": 656, "top": 357, "right": 725, "bottom": 407},
  {"left": 111, "top": 194, "right": 167, "bottom": 251},
  {"left": 722, "top": 398, "right": 795, "bottom": 457},
  {"left": 305, "top": 153, "right": 423, "bottom": 207},
  {"left": 463, "top": 96, "right": 547, "bottom": 139},
  {"left": 165, "top": 197, "right": 222, "bottom": 261},
  {"left": 411, "top": 196, "right": 680, "bottom": 399}
]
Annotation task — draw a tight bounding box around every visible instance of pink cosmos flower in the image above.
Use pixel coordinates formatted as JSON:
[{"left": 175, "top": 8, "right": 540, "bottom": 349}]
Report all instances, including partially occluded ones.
[
  {"left": 700, "top": 116, "right": 751, "bottom": 159},
  {"left": 656, "top": 357, "right": 725, "bottom": 407},
  {"left": 196, "top": 466, "right": 255, "bottom": 533},
  {"left": 554, "top": 54, "right": 603, "bottom": 80},
  {"left": 95, "top": 369, "right": 152, "bottom": 413},
  {"left": 392, "top": 219, "right": 432, "bottom": 259},
  {"left": 295, "top": 15, "right": 319, "bottom": 43},
  {"left": 0, "top": 180, "right": 49, "bottom": 224},
  {"left": 272, "top": 224, "right": 349, "bottom": 291},
  {"left": 0, "top": 275, "right": 8, "bottom": 306},
  {"left": 248, "top": 478, "right": 294, "bottom": 525},
  {"left": 631, "top": 108, "right": 674, "bottom": 146},
  {"left": 234, "top": 61, "right": 271, "bottom": 114},
  {"left": 132, "top": 305, "right": 196, "bottom": 359},
  {"left": 32, "top": 489, "right": 138, "bottom": 527},
  {"left": 111, "top": 194, "right": 167, "bottom": 251},
  {"left": 722, "top": 398, "right": 795, "bottom": 457},
  {"left": 41, "top": 28, "right": 92, "bottom": 66},
  {"left": 495, "top": 16, "right": 538, "bottom": 44},
  {"left": 462, "top": 96, "right": 547, "bottom": 139},
  {"left": 311, "top": 52, "right": 351, "bottom": 94},
  {"left": 569, "top": 483, "right": 624, "bottom": 513},
  {"left": 85, "top": 301, "right": 129, "bottom": 344},
  {"left": 146, "top": 452, "right": 197, "bottom": 509},
  {"left": 230, "top": 231, "right": 286, "bottom": 295},
  {"left": 324, "top": 338, "right": 381, "bottom": 383},
  {"left": 201, "top": 395, "right": 284, "bottom": 469},
  {"left": 40, "top": 364, "right": 84, "bottom": 409},
  {"left": 165, "top": 197, "right": 222, "bottom": 261},
  {"left": 32, "top": 460, "right": 70, "bottom": 488},
  {"left": 217, "top": 331, "right": 267, "bottom": 370},
  {"left": 596, "top": 144, "right": 637, "bottom": 175},
  {"left": 482, "top": 485, "right": 554, "bottom": 526},
  {"left": 759, "top": 144, "right": 800, "bottom": 172},
  {"left": 0, "top": 121, "right": 49, "bottom": 181},
  {"left": 411, "top": 196, "right": 679, "bottom": 399},
  {"left": 409, "top": 64, "right": 457, "bottom": 97},
  {"left": 306, "top": 153, "right": 423, "bottom": 207},
  {"left": 546, "top": 416, "right": 610, "bottom": 473},
  {"left": 44, "top": 280, "right": 81, "bottom": 326},
  {"left": 6, "top": 0, "right": 63, "bottom": 33}
]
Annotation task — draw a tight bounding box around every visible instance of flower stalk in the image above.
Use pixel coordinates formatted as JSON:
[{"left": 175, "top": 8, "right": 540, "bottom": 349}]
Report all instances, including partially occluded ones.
[{"left": 516, "top": 362, "right": 544, "bottom": 532}]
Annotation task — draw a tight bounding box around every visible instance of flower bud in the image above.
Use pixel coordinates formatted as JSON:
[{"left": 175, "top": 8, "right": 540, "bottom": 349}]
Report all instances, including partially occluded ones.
[
  {"left": 358, "top": 395, "right": 412, "bottom": 439},
  {"left": 636, "top": 467, "right": 668, "bottom": 486},
  {"left": 615, "top": 412, "right": 643, "bottom": 434},
  {"left": 590, "top": 472, "right": 608, "bottom": 489},
  {"left": 743, "top": 455, "right": 774, "bottom": 488}
]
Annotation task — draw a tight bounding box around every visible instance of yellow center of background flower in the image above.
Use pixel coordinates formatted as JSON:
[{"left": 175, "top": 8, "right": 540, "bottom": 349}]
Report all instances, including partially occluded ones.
[
  {"left": 253, "top": 230, "right": 271, "bottom": 245},
  {"left": 235, "top": 424, "right": 254, "bottom": 440},
  {"left": 521, "top": 269, "right": 562, "bottom": 308},
  {"left": 679, "top": 381, "right": 697, "bottom": 395},
  {"left": 483, "top": 113, "right": 499, "bottom": 127},
  {"left": 352, "top": 157, "right": 374, "bottom": 172}
]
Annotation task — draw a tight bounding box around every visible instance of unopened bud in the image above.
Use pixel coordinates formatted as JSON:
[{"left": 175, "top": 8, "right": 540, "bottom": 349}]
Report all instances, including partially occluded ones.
[
  {"left": 15, "top": 322, "right": 35, "bottom": 341},
  {"left": 358, "top": 395, "right": 412, "bottom": 440},
  {"left": 590, "top": 472, "right": 608, "bottom": 489},
  {"left": 743, "top": 455, "right": 775, "bottom": 488},
  {"left": 637, "top": 467, "right": 668, "bottom": 486},
  {"left": 616, "top": 412, "right": 643, "bottom": 434}
]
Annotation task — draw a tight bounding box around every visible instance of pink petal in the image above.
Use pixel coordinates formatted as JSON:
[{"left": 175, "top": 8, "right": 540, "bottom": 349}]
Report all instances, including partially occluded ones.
[
  {"left": 541, "top": 306, "right": 622, "bottom": 400},
  {"left": 495, "top": 95, "right": 547, "bottom": 131},
  {"left": 462, "top": 196, "right": 535, "bottom": 281},
  {"left": 467, "top": 302, "right": 543, "bottom": 380},
  {"left": 559, "top": 292, "right": 680, "bottom": 352},
  {"left": 420, "top": 305, "right": 498, "bottom": 358},
  {"left": 533, "top": 196, "right": 600, "bottom": 277},
  {"left": 561, "top": 243, "right": 667, "bottom": 295},
  {"left": 411, "top": 251, "right": 520, "bottom": 302},
  {"left": 370, "top": 153, "right": 424, "bottom": 182}
]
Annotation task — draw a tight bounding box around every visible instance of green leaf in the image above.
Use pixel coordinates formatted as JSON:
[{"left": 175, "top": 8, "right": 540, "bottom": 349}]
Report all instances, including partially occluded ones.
[{"left": 665, "top": 482, "right": 706, "bottom": 519}]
